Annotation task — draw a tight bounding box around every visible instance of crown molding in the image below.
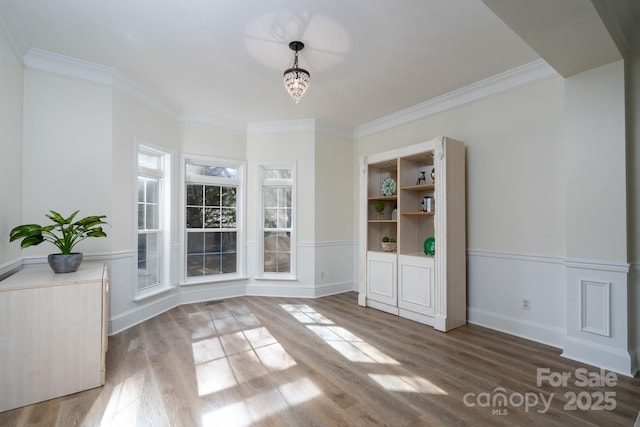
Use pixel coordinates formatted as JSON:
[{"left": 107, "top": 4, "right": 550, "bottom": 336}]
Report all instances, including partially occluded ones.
[
  {"left": 247, "top": 119, "right": 317, "bottom": 134},
  {"left": 246, "top": 118, "right": 352, "bottom": 139},
  {"left": 19, "top": 49, "right": 559, "bottom": 141},
  {"left": 353, "top": 59, "right": 558, "bottom": 139},
  {"left": 181, "top": 112, "right": 246, "bottom": 134},
  {"left": 112, "top": 72, "right": 181, "bottom": 120},
  {"left": 24, "top": 48, "right": 182, "bottom": 120},
  {"left": 24, "top": 48, "right": 115, "bottom": 86}
]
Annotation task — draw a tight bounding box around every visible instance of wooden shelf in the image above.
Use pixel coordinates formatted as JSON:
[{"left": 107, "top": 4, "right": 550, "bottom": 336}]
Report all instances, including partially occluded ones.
[
  {"left": 368, "top": 195, "right": 397, "bottom": 201},
  {"left": 368, "top": 219, "right": 398, "bottom": 223},
  {"left": 401, "top": 184, "right": 434, "bottom": 192},
  {"left": 401, "top": 211, "right": 435, "bottom": 216}
]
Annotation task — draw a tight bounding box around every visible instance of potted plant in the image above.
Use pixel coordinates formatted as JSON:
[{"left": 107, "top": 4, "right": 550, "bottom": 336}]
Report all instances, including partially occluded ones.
[
  {"left": 9, "top": 210, "right": 108, "bottom": 273},
  {"left": 381, "top": 236, "right": 397, "bottom": 252},
  {"left": 374, "top": 201, "right": 385, "bottom": 219}
]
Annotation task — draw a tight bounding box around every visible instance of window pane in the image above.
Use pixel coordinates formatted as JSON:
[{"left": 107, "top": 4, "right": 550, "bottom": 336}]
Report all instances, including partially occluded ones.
[
  {"left": 138, "top": 178, "right": 145, "bottom": 202},
  {"left": 187, "top": 232, "right": 204, "bottom": 254},
  {"left": 264, "top": 232, "right": 290, "bottom": 273},
  {"left": 264, "top": 168, "right": 291, "bottom": 180},
  {"left": 187, "top": 254, "right": 204, "bottom": 277},
  {"left": 221, "top": 232, "right": 237, "bottom": 253},
  {"left": 204, "top": 207, "right": 219, "bottom": 228},
  {"left": 281, "top": 188, "right": 292, "bottom": 206},
  {"left": 186, "top": 164, "right": 204, "bottom": 176},
  {"left": 277, "top": 208, "right": 291, "bottom": 229},
  {"left": 186, "top": 184, "right": 203, "bottom": 206},
  {"left": 138, "top": 204, "right": 145, "bottom": 229},
  {"left": 221, "top": 208, "right": 236, "bottom": 228},
  {"left": 205, "top": 254, "right": 221, "bottom": 274},
  {"left": 205, "top": 185, "right": 220, "bottom": 206},
  {"left": 138, "top": 232, "right": 161, "bottom": 290},
  {"left": 138, "top": 152, "right": 160, "bottom": 170},
  {"left": 264, "top": 188, "right": 277, "bottom": 207},
  {"left": 146, "top": 179, "right": 159, "bottom": 203},
  {"left": 222, "top": 187, "right": 236, "bottom": 207},
  {"left": 204, "top": 232, "right": 220, "bottom": 252},
  {"left": 187, "top": 231, "right": 237, "bottom": 277},
  {"left": 264, "top": 208, "right": 277, "bottom": 229},
  {"left": 222, "top": 253, "right": 236, "bottom": 273},
  {"left": 203, "top": 166, "right": 237, "bottom": 178},
  {"left": 186, "top": 207, "right": 203, "bottom": 228},
  {"left": 146, "top": 204, "right": 159, "bottom": 229}
]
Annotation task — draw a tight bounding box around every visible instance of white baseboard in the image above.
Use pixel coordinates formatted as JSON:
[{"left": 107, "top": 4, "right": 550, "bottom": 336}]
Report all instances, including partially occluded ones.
[
  {"left": 109, "top": 292, "right": 180, "bottom": 335},
  {"left": 468, "top": 307, "right": 565, "bottom": 348},
  {"left": 0, "top": 258, "right": 22, "bottom": 280},
  {"left": 562, "top": 336, "right": 635, "bottom": 377}
]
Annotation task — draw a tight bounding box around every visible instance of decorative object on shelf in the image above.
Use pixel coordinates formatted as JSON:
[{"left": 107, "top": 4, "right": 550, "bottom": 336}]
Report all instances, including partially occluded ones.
[
  {"left": 381, "top": 236, "right": 397, "bottom": 252},
  {"left": 9, "top": 210, "right": 108, "bottom": 273},
  {"left": 391, "top": 205, "right": 398, "bottom": 220},
  {"left": 424, "top": 237, "right": 435, "bottom": 255},
  {"left": 283, "top": 41, "right": 310, "bottom": 103},
  {"left": 381, "top": 177, "right": 396, "bottom": 196},
  {"left": 422, "top": 196, "right": 433, "bottom": 212},
  {"left": 373, "top": 201, "right": 385, "bottom": 219},
  {"left": 417, "top": 171, "right": 426, "bottom": 185},
  {"left": 431, "top": 167, "right": 435, "bottom": 183}
]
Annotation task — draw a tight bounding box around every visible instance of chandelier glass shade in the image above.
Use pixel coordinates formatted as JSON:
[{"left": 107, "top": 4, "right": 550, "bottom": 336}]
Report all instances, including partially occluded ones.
[{"left": 283, "top": 41, "right": 310, "bottom": 103}]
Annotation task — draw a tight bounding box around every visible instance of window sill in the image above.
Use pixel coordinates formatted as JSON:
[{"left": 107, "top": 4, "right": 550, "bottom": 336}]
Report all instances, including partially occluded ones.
[
  {"left": 254, "top": 274, "right": 298, "bottom": 281},
  {"left": 180, "top": 274, "right": 249, "bottom": 287},
  {"left": 133, "top": 284, "right": 175, "bottom": 302}
]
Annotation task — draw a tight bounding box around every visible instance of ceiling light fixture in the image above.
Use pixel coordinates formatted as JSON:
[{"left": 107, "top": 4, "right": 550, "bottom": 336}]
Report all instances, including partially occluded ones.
[{"left": 283, "top": 41, "right": 310, "bottom": 103}]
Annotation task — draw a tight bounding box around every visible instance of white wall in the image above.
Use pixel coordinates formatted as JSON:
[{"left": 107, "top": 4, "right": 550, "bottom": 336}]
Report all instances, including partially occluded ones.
[
  {"left": 355, "top": 76, "right": 567, "bottom": 346},
  {"left": 108, "top": 91, "right": 182, "bottom": 326},
  {"left": 0, "top": 25, "right": 23, "bottom": 273},
  {"left": 626, "top": 51, "right": 640, "bottom": 371},
  {"left": 314, "top": 132, "right": 356, "bottom": 293},
  {"left": 565, "top": 61, "right": 627, "bottom": 262},
  {"left": 22, "top": 70, "right": 113, "bottom": 258}
]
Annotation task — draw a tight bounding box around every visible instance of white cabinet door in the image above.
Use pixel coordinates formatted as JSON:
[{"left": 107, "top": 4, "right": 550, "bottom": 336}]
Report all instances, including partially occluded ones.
[
  {"left": 366, "top": 251, "right": 397, "bottom": 306},
  {"left": 398, "top": 255, "right": 434, "bottom": 316}
]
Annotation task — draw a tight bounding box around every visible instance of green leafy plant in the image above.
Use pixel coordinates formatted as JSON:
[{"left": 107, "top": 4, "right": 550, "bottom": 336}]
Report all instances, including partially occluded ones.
[
  {"left": 9, "top": 210, "right": 108, "bottom": 254},
  {"left": 382, "top": 236, "right": 396, "bottom": 243},
  {"left": 373, "top": 201, "right": 385, "bottom": 213}
]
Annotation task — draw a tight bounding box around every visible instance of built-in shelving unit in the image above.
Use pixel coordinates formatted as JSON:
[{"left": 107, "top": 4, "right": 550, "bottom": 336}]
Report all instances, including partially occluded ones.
[{"left": 358, "top": 136, "right": 466, "bottom": 332}]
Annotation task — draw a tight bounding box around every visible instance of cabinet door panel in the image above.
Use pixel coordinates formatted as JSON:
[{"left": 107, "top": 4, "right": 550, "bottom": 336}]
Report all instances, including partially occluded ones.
[
  {"left": 367, "top": 251, "right": 397, "bottom": 306},
  {"left": 398, "top": 255, "right": 434, "bottom": 316}
]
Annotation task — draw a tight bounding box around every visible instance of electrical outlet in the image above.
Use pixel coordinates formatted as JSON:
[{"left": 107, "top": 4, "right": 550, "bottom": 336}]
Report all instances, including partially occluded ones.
[{"left": 522, "top": 299, "right": 531, "bottom": 311}]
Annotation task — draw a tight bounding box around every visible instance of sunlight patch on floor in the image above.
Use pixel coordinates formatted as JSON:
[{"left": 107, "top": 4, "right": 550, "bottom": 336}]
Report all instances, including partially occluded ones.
[
  {"left": 201, "top": 378, "right": 321, "bottom": 427},
  {"left": 281, "top": 303, "right": 400, "bottom": 365},
  {"left": 100, "top": 371, "right": 145, "bottom": 426},
  {"left": 368, "top": 374, "right": 448, "bottom": 394},
  {"left": 192, "top": 324, "right": 297, "bottom": 397}
]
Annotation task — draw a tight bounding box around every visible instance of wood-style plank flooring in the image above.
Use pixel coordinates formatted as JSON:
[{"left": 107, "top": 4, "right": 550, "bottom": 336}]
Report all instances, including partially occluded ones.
[{"left": 1, "top": 292, "right": 639, "bottom": 426}]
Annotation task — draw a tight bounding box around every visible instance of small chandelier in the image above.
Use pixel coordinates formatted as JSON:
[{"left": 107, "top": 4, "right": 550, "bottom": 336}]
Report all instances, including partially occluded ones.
[{"left": 283, "top": 41, "right": 310, "bottom": 103}]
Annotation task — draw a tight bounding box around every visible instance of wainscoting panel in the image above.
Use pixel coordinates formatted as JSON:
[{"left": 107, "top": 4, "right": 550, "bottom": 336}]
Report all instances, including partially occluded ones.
[
  {"left": 466, "top": 249, "right": 566, "bottom": 348},
  {"left": 564, "top": 259, "right": 633, "bottom": 376},
  {"left": 580, "top": 280, "right": 610, "bottom": 336}
]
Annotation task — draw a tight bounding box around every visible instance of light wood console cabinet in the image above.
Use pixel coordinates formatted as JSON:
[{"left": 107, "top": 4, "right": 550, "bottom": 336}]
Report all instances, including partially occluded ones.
[
  {"left": 358, "top": 137, "right": 466, "bottom": 331},
  {"left": 0, "top": 262, "right": 109, "bottom": 412}
]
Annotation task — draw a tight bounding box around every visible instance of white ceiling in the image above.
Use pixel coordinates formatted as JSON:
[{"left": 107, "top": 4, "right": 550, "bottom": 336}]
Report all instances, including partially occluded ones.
[{"left": 0, "top": 0, "right": 623, "bottom": 129}]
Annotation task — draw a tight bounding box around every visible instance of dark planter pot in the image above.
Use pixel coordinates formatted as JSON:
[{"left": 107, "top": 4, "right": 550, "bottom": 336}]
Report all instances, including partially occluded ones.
[{"left": 47, "top": 253, "right": 83, "bottom": 273}]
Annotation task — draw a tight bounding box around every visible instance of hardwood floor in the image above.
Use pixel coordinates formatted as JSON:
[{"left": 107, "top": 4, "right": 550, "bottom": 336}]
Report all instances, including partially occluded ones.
[{"left": 1, "top": 292, "right": 639, "bottom": 426}]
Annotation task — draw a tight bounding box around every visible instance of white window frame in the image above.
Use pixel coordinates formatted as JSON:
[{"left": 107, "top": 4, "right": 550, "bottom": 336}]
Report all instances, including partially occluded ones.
[
  {"left": 256, "top": 161, "right": 297, "bottom": 280},
  {"left": 180, "top": 154, "right": 246, "bottom": 285},
  {"left": 135, "top": 141, "right": 172, "bottom": 300}
]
